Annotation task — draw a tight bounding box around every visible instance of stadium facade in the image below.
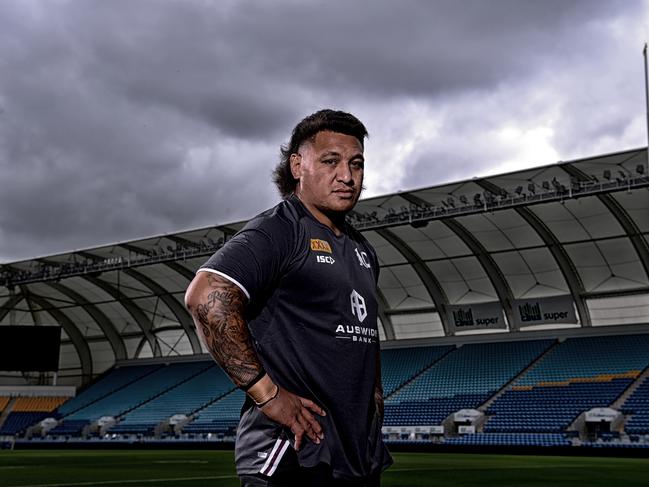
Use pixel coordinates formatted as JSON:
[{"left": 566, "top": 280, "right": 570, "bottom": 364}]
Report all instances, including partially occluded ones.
[{"left": 0, "top": 147, "right": 648, "bottom": 451}]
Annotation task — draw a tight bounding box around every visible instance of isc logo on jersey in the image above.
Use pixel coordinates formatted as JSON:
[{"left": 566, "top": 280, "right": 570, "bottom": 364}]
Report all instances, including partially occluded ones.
[{"left": 316, "top": 255, "right": 335, "bottom": 265}]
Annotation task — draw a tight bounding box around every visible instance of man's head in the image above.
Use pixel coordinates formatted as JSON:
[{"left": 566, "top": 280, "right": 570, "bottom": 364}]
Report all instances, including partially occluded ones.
[{"left": 273, "top": 109, "right": 368, "bottom": 200}]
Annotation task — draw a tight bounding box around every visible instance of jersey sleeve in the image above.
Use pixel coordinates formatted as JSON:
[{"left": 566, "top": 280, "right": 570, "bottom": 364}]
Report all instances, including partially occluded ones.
[
  {"left": 369, "top": 245, "right": 380, "bottom": 285},
  {"left": 197, "top": 214, "right": 296, "bottom": 303}
]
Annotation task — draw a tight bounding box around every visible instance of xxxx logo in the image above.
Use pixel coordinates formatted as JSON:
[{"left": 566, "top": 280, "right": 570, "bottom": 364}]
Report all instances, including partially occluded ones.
[{"left": 310, "top": 239, "right": 332, "bottom": 253}]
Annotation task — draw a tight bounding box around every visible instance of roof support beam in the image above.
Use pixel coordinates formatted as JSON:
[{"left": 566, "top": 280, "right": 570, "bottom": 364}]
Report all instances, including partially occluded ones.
[
  {"left": 25, "top": 290, "right": 93, "bottom": 383},
  {"left": 116, "top": 245, "right": 202, "bottom": 355},
  {"left": 563, "top": 163, "right": 649, "bottom": 283},
  {"left": 83, "top": 274, "right": 161, "bottom": 357},
  {"left": 477, "top": 180, "right": 592, "bottom": 327},
  {"left": 76, "top": 252, "right": 161, "bottom": 357},
  {"left": 375, "top": 229, "right": 452, "bottom": 335},
  {"left": 401, "top": 193, "right": 516, "bottom": 329},
  {"left": 83, "top": 246, "right": 200, "bottom": 355},
  {"left": 48, "top": 282, "right": 127, "bottom": 361},
  {"left": 0, "top": 292, "right": 25, "bottom": 322},
  {"left": 120, "top": 267, "right": 202, "bottom": 355},
  {"left": 443, "top": 219, "right": 516, "bottom": 327}
]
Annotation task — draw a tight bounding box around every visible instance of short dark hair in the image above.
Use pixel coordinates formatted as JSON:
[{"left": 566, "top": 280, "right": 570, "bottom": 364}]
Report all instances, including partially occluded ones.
[{"left": 273, "top": 109, "right": 368, "bottom": 198}]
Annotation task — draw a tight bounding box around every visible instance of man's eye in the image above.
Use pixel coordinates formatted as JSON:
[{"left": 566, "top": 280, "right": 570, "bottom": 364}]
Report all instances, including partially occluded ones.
[
  {"left": 323, "top": 159, "right": 337, "bottom": 165},
  {"left": 351, "top": 161, "right": 364, "bottom": 169}
]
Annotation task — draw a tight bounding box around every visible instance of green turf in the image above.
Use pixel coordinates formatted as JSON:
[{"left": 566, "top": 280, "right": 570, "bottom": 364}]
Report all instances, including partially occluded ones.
[{"left": 0, "top": 450, "right": 647, "bottom": 486}]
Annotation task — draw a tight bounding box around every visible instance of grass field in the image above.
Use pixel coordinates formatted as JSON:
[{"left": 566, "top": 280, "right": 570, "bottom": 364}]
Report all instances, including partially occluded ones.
[{"left": 0, "top": 449, "right": 647, "bottom": 486}]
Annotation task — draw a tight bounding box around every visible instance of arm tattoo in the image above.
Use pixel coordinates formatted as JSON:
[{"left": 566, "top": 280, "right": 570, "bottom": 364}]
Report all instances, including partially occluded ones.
[{"left": 188, "top": 273, "right": 262, "bottom": 388}]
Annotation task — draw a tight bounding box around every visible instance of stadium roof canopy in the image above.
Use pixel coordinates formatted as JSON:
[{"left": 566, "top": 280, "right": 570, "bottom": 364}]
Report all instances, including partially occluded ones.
[{"left": 1, "top": 147, "right": 648, "bottom": 386}]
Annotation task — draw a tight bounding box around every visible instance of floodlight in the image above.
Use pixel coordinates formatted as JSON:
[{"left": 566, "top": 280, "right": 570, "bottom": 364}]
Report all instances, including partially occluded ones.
[{"left": 411, "top": 220, "right": 428, "bottom": 229}]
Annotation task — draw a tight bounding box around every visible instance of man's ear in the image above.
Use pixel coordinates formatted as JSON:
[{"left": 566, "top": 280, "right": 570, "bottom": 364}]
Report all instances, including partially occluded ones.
[{"left": 290, "top": 153, "right": 302, "bottom": 179}]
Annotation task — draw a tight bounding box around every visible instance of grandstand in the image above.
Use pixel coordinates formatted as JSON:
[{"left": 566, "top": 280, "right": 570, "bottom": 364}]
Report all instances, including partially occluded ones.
[{"left": 1, "top": 147, "right": 648, "bottom": 453}]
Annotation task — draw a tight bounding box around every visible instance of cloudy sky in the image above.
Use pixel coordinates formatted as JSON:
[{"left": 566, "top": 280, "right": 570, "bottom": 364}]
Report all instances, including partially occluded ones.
[{"left": 0, "top": 0, "right": 647, "bottom": 262}]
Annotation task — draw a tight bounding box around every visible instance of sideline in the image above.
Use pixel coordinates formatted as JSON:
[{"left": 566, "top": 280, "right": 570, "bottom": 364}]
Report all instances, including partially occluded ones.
[{"left": 7, "top": 475, "right": 238, "bottom": 487}]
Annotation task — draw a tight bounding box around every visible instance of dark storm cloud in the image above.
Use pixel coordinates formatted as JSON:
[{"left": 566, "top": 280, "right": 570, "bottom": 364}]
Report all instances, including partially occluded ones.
[
  {"left": 215, "top": 0, "right": 634, "bottom": 97},
  {"left": 0, "top": 0, "right": 646, "bottom": 261}
]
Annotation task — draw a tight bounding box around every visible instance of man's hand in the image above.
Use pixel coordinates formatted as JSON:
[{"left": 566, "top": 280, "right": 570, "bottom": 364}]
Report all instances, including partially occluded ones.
[
  {"left": 374, "top": 386, "right": 384, "bottom": 418},
  {"left": 259, "top": 386, "right": 326, "bottom": 451},
  {"left": 186, "top": 273, "right": 326, "bottom": 451}
]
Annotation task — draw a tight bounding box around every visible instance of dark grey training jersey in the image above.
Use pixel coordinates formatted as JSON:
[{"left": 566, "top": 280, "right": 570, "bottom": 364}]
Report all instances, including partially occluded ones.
[{"left": 199, "top": 195, "right": 392, "bottom": 480}]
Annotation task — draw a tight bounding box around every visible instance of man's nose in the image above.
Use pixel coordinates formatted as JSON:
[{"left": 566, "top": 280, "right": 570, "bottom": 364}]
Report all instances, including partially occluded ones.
[{"left": 336, "top": 163, "right": 353, "bottom": 184}]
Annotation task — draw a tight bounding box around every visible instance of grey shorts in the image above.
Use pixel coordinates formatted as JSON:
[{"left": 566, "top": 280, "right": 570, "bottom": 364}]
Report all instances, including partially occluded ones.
[{"left": 239, "top": 463, "right": 381, "bottom": 487}]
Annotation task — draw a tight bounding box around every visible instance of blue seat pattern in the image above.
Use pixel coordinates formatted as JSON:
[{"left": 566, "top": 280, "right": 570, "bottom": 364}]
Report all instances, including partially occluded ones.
[
  {"left": 485, "top": 334, "right": 649, "bottom": 434},
  {"left": 624, "top": 377, "right": 649, "bottom": 434},
  {"left": 384, "top": 340, "right": 553, "bottom": 426},
  {"left": 380, "top": 345, "right": 453, "bottom": 396},
  {"left": 109, "top": 363, "right": 236, "bottom": 433}
]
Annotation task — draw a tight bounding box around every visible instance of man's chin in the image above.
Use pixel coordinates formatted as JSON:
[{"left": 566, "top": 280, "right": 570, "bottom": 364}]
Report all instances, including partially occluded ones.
[
  {"left": 334, "top": 192, "right": 360, "bottom": 205},
  {"left": 332, "top": 198, "right": 358, "bottom": 212},
  {"left": 321, "top": 201, "right": 356, "bottom": 217}
]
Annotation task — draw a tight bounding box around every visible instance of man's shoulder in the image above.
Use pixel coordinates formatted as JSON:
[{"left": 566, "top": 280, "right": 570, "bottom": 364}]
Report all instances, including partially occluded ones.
[
  {"left": 344, "top": 221, "right": 373, "bottom": 249},
  {"left": 244, "top": 197, "right": 303, "bottom": 233}
]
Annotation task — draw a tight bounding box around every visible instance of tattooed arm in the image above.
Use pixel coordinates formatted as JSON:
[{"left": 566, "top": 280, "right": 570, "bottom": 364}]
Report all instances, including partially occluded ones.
[
  {"left": 188, "top": 272, "right": 259, "bottom": 387},
  {"left": 185, "top": 271, "right": 325, "bottom": 450}
]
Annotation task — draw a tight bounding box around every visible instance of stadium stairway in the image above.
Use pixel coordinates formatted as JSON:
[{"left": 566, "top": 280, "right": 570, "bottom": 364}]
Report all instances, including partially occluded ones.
[
  {"left": 0, "top": 396, "right": 11, "bottom": 411},
  {"left": 0, "top": 396, "right": 69, "bottom": 436},
  {"left": 384, "top": 340, "right": 555, "bottom": 427},
  {"left": 620, "top": 375, "right": 649, "bottom": 435},
  {"left": 479, "top": 339, "right": 561, "bottom": 413},
  {"left": 56, "top": 364, "right": 163, "bottom": 418},
  {"left": 482, "top": 334, "right": 649, "bottom": 435},
  {"left": 186, "top": 384, "right": 237, "bottom": 418},
  {"left": 382, "top": 345, "right": 455, "bottom": 399},
  {"left": 114, "top": 362, "right": 214, "bottom": 417},
  {"left": 182, "top": 388, "right": 245, "bottom": 436},
  {"left": 0, "top": 397, "right": 17, "bottom": 430},
  {"left": 108, "top": 362, "right": 234, "bottom": 436},
  {"left": 611, "top": 363, "right": 649, "bottom": 410},
  {"left": 50, "top": 362, "right": 209, "bottom": 437}
]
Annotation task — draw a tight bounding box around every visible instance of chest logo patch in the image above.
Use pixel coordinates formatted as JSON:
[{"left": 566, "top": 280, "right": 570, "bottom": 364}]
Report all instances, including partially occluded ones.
[
  {"left": 350, "top": 289, "right": 367, "bottom": 323},
  {"left": 355, "top": 248, "right": 371, "bottom": 268},
  {"left": 310, "top": 239, "right": 332, "bottom": 253}
]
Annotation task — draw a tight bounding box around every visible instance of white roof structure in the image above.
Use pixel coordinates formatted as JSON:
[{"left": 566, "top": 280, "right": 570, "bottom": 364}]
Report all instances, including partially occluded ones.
[{"left": 1, "top": 147, "right": 648, "bottom": 386}]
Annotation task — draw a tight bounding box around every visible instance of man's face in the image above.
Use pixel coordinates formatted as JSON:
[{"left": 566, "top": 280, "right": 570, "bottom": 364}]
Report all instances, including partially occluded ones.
[{"left": 290, "top": 130, "right": 364, "bottom": 217}]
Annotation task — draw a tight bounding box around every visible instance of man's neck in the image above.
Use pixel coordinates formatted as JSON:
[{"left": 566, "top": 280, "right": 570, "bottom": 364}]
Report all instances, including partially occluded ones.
[{"left": 295, "top": 195, "right": 347, "bottom": 236}]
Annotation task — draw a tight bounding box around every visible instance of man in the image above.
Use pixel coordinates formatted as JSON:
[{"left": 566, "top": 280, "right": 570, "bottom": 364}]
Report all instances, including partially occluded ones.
[{"left": 185, "top": 109, "right": 392, "bottom": 486}]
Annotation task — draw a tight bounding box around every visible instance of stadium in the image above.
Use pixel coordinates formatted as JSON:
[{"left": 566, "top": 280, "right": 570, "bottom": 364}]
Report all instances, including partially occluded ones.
[{"left": 0, "top": 145, "right": 648, "bottom": 484}]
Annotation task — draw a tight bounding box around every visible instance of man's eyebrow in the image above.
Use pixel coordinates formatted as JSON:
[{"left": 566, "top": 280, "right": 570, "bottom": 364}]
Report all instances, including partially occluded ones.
[
  {"left": 319, "top": 151, "right": 364, "bottom": 160},
  {"left": 319, "top": 151, "right": 341, "bottom": 159}
]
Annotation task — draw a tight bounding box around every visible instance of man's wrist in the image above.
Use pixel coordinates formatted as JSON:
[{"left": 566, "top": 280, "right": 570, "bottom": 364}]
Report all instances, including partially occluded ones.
[
  {"left": 254, "top": 384, "right": 279, "bottom": 408},
  {"left": 246, "top": 373, "right": 278, "bottom": 405},
  {"left": 241, "top": 369, "right": 266, "bottom": 392}
]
